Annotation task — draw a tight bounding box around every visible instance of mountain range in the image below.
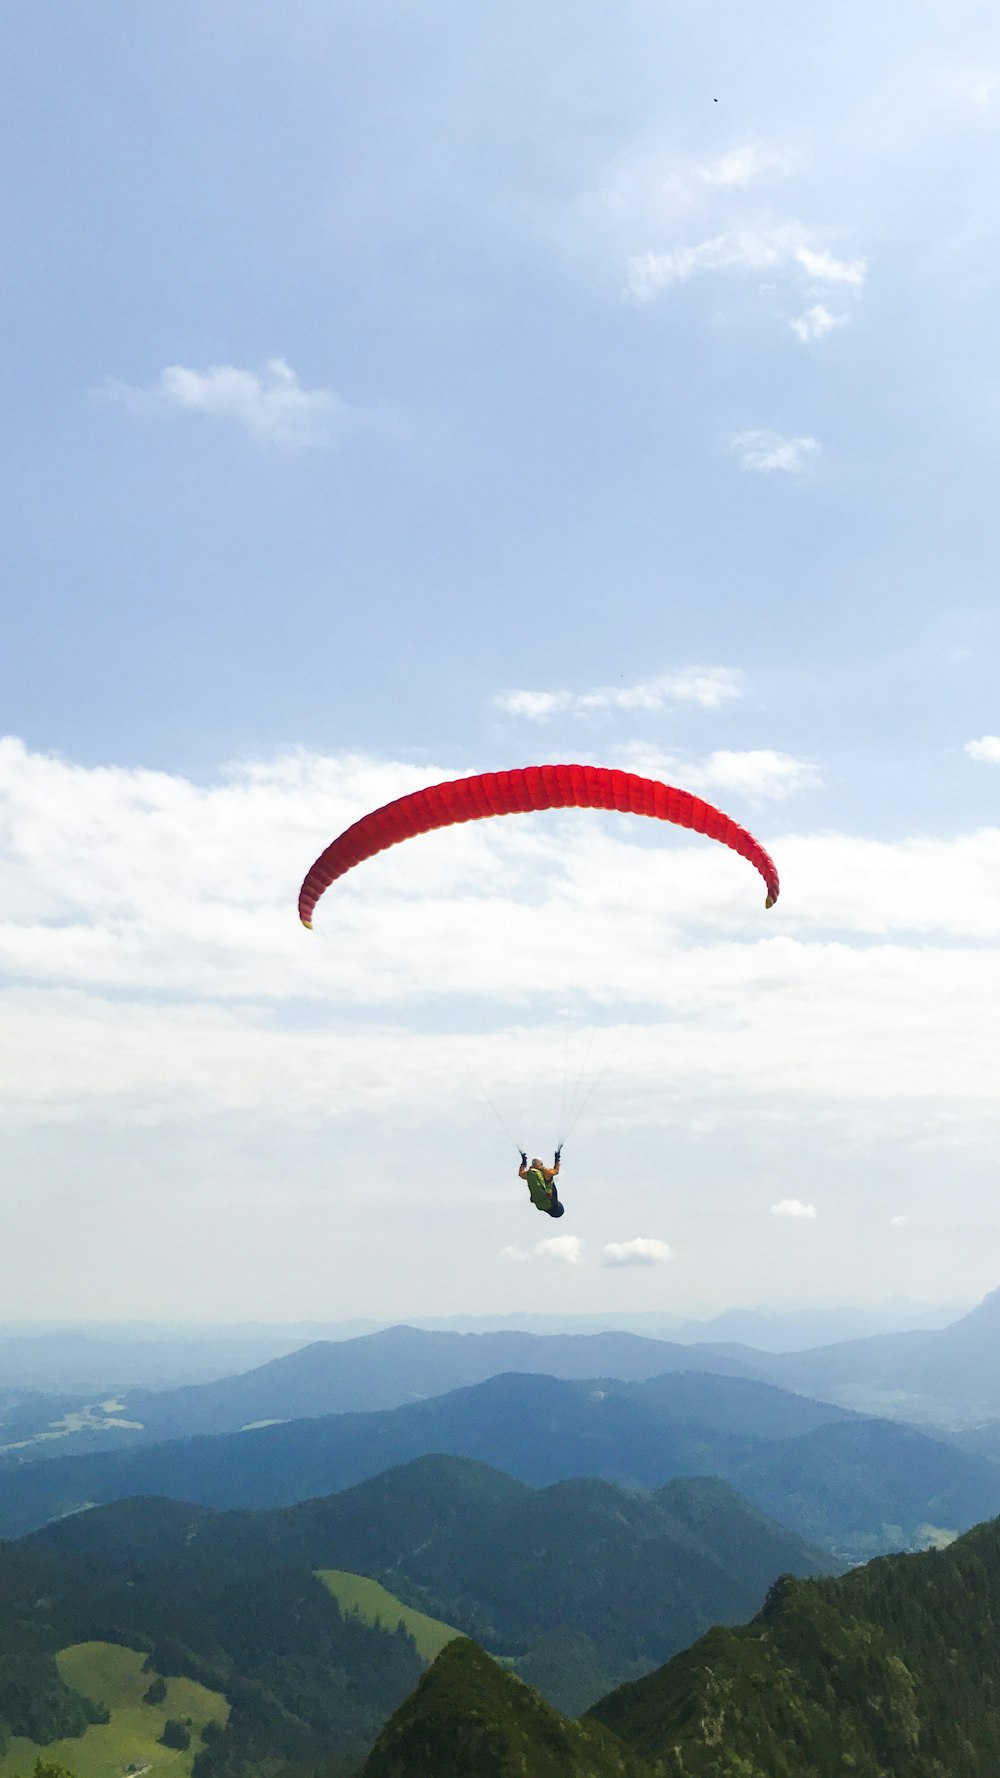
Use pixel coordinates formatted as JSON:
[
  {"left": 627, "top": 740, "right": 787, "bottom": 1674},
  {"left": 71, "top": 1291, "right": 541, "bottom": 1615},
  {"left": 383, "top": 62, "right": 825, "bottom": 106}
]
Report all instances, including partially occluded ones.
[
  {"left": 3, "top": 1368, "right": 999, "bottom": 1557},
  {"left": 0, "top": 1298, "right": 967, "bottom": 1395},
  {"left": 0, "top": 1324, "right": 749, "bottom": 1461},
  {"left": 0, "top": 1451, "right": 830, "bottom": 1771},
  {"left": 13, "top": 1451, "right": 1000, "bottom": 1777},
  {"left": 7, "top": 1290, "right": 1000, "bottom": 1480},
  {"left": 28, "top": 1452, "right": 831, "bottom": 1713}
]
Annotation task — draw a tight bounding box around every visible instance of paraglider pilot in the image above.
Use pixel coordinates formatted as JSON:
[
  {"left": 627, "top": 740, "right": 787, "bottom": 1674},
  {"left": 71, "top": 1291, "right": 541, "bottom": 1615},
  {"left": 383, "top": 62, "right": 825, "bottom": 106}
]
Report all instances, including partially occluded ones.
[{"left": 519, "top": 1149, "right": 564, "bottom": 1217}]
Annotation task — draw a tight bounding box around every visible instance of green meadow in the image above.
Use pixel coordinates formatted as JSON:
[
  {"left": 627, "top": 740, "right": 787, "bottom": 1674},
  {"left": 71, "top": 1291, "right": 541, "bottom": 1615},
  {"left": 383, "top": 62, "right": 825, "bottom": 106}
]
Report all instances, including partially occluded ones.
[
  {"left": 317, "top": 1570, "right": 460, "bottom": 1662},
  {"left": 0, "top": 1643, "right": 228, "bottom": 1778},
  {"left": 1, "top": 1399, "right": 144, "bottom": 1457}
]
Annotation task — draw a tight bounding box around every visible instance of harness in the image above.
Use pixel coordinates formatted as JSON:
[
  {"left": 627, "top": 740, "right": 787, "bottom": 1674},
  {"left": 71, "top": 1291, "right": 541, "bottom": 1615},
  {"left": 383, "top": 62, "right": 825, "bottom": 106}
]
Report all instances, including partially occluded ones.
[{"left": 526, "top": 1166, "right": 554, "bottom": 1210}]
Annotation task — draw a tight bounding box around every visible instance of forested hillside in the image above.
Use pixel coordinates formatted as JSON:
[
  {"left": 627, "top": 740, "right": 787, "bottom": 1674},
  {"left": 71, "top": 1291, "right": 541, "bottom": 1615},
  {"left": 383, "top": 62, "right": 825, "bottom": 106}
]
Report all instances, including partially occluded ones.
[
  {"left": 360, "top": 1639, "right": 645, "bottom": 1778},
  {"left": 29, "top": 1455, "right": 831, "bottom": 1713},
  {"left": 589, "top": 1512, "right": 1000, "bottom": 1775},
  {"left": 0, "top": 1520, "right": 422, "bottom": 1775},
  {"left": 355, "top": 1511, "right": 1000, "bottom": 1776}
]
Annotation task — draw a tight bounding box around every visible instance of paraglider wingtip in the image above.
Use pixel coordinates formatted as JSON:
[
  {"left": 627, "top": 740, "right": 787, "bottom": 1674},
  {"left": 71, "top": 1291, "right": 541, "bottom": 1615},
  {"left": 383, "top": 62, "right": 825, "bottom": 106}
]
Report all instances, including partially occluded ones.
[
  {"left": 765, "top": 893, "right": 776, "bottom": 909},
  {"left": 300, "top": 917, "right": 313, "bottom": 930}
]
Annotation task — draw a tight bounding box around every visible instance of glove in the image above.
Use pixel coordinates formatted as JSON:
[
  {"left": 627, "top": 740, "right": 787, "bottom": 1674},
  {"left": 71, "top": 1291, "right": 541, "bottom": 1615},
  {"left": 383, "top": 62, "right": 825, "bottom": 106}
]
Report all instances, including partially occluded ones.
[
  {"left": 554, "top": 1147, "right": 562, "bottom": 1165},
  {"left": 519, "top": 1151, "right": 528, "bottom": 1167}
]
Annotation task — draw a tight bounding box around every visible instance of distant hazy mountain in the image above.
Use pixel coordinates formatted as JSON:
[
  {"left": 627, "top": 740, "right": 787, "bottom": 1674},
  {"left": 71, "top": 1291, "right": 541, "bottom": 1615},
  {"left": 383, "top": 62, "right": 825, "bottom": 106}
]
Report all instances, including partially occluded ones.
[
  {"left": 5, "top": 1369, "right": 1000, "bottom": 1557},
  {"left": 34, "top": 1453, "right": 832, "bottom": 1713},
  {"left": 953, "top": 1420, "right": 1000, "bottom": 1465},
  {"left": 120, "top": 1324, "right": 756, "bottom": 1438},
  {"left": 4, "top": 1296, "right": 987, "bottom": 1467},
  {"left": 0, "top": 1302, "right": 964, "bottom": 1396},
  {"left": 0, "top": 1324, "right": 322, "bottom": 1391},
  {"left": 1, "top": 1323, "right": 755, "bottom": 1463},
  {"left": 388, "top": 1299, "right": 968, "bottom": 1350},
  {"left": 736, "top": 1286, "right": 1000, "bottom": 1428},
  {"left": 666, "top": 1297, "right": 969, "bottom": 1351}
]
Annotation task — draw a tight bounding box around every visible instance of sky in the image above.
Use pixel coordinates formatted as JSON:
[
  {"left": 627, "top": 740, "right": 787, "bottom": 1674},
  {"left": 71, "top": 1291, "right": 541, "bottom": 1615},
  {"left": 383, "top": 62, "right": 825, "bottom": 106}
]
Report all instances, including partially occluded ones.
[{"left": 2, "top": 0, "right": 1000, "bottom": 1321}]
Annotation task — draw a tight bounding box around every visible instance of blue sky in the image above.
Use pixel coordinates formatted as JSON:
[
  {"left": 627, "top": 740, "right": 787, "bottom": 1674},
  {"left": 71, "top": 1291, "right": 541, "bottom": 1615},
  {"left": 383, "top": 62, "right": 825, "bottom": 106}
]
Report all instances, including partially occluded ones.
[{"left": 2, "top": 1, "right": 1000, "bottom": 1319}]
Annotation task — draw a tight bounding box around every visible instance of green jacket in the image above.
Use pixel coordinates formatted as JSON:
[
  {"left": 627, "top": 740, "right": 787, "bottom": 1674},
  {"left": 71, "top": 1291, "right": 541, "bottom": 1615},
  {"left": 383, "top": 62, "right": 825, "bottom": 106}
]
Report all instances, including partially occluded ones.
[{"left": 526, "top": 1166, "right": 554, "bottom": 1211}]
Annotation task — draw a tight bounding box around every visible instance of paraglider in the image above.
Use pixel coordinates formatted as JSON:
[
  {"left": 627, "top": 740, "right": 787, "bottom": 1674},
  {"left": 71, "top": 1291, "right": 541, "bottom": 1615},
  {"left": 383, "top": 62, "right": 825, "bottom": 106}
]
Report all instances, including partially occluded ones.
[
  {"left": 519, "top": 1149, "right": 564, "bottom": 1217},
  {"left": 297, "top": 763, "right": 780, "bottom": 927},
  {"left": 297, "top": 764, "right": 779, "bottom": 1220}
]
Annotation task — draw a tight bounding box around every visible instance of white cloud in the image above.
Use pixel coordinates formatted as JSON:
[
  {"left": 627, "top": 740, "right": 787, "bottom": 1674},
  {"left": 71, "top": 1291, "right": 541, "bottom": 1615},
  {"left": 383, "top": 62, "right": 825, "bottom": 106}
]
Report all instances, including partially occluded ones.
[
  {"left": 698, "top": 144, "right": 797, "bottom": 189},
  {"left": 790, "top": 304, "right": 848, "bottom": 344},
  {"left": 494, "top": 668, "right": 741, "bottom": 721},
  {"left": 501, "top": 1235, "right": 585, "bottom": 1264},
  {"left": 575, "top": 141, "right": 794, "bottom": 245},
  {"left": 619, "top": 747, "right": 820, "bottom": 803},
  {"left": 574, "top": 140, "right": 866, "bottom": 339},
  {"left": 602, "top": 1237, "right": 672, "bottom": 1267},
  {"left": 497, "top": 691, "right": 569, "bottom": 721},
  {"left": 966, "top": 736, "right": 1000, "bottom": 764},
  {"left": 792, "top": 244, "right": 867, "bottom": 287},
  {"left": 100, "top": 357, "right": 361, "bottom": 448},
  {"left": 889, "top": 1215, "right": 910, "bottom": 1227},
  {"left": 625, "top": 225, "right": 867, "bottom": 305},
  {"left": 695, "top": 749, "right": 819, "bottom": 799},
  {"left": 626, "top": 230, "right": 778, "bottom": 300},
  {"left": 770, "top": 1199, "right": 818, "bottom": 1219},
  {"left": 729, "top": 430, "right": 820, "bottom": 474}
]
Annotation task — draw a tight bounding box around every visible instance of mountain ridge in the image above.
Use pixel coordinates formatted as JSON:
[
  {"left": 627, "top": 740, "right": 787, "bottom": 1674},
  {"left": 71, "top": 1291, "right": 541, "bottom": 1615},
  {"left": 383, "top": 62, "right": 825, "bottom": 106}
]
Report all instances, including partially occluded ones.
[
  {"left": 357, "top": 1507, "right": 1000, "bottom": 1777},
  {"left": 16, "top": 1453, "right": 834, "bottom": 1722},
  {"left": 8, "top": 1294, "right": 1000, "bottom": 1467},
  {"left": 4, "top": 1369, "right": 1000, "bottom": 1558}
]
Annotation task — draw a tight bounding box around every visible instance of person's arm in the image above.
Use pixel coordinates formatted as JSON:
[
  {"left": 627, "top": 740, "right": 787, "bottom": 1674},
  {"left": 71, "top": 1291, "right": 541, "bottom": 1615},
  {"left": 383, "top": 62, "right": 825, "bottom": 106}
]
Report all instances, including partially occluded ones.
[
  {"left": 552, "top": 1149, "right": 561, "bottom": 1176},
  {"left": 518, "top": 1150, "right": 528, "bottom": 1180}
]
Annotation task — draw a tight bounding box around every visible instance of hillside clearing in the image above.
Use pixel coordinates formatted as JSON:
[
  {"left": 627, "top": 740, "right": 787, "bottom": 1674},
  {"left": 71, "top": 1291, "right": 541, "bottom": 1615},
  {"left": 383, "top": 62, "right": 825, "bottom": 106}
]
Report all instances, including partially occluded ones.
[
  {"left": 0, "top": 1642, "right": 228, "bottom": 1778},
  {"left": 317, "top": 1570, "right": 460, "bottom": 1662}
]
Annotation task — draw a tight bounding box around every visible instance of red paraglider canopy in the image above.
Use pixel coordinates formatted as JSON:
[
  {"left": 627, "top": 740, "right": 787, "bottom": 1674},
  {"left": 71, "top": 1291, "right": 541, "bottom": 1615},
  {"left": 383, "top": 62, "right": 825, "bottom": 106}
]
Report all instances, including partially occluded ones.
[{"left": 298, "top": 763, "right": 779, "bottom": 928}]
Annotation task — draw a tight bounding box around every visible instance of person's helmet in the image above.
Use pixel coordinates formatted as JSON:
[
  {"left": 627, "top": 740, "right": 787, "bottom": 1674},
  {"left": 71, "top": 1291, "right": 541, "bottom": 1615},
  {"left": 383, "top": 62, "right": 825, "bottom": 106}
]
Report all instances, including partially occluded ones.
[{"left": 549, "top": 1200, "right": 565, "bottom": 1218}]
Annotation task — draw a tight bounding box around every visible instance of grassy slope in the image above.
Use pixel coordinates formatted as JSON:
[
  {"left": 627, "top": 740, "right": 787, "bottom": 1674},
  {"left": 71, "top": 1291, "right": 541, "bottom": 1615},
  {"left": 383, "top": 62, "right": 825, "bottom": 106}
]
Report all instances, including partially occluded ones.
[
  {"left": 0, "top": 1644, "right": 228, "bottom": 1778},
  {"left": 317, "top": 1570, "right": 460, "bottom": 1661}
]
